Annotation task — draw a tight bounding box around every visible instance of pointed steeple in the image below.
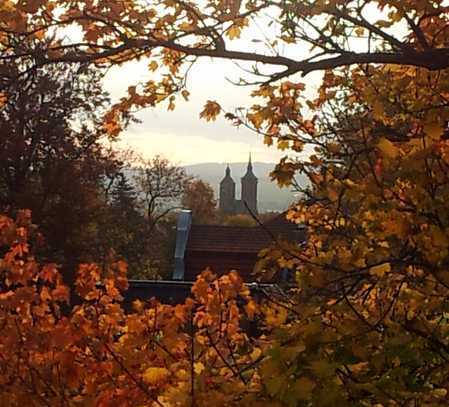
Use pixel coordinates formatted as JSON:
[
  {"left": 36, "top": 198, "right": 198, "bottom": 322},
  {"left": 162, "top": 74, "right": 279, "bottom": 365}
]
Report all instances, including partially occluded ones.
[
  {"left": 241, "top": 154, "right": 258, "bottom": 214},
  {"left": 221, "top": 164, "right": 234, "bottom": 183},
  {"left": 219, "top": 163, "right": 236, "bottom": 213},
  {"left": 242, "top": 153, "right": 257, "bottom": 181}
]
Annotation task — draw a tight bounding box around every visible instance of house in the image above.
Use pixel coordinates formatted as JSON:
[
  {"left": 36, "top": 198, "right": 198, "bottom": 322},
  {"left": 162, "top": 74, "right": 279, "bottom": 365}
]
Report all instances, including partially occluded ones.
[
  {"left": 126, "top": 209, "right": 304, "bottom": 305},
  {"left": 173, "top": 210, "right": 305, "bottom": 282}
]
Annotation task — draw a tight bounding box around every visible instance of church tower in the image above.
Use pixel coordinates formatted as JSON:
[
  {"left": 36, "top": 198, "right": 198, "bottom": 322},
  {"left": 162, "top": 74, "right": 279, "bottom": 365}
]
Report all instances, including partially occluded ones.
[
  {"left": 219, "top": 165, "right": 236, "bottom": 213},
  {"left": 241, "top": 154, "right": 258, "bottom": 214}
]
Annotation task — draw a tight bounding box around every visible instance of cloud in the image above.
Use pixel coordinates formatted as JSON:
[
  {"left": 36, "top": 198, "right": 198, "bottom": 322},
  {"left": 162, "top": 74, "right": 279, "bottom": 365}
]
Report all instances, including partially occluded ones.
[
  {"left": 116, "top": 128, "right": 284, "bottom": 165},
  {"left": 102, "top": 53, "right": 320, "bottom": 164}
]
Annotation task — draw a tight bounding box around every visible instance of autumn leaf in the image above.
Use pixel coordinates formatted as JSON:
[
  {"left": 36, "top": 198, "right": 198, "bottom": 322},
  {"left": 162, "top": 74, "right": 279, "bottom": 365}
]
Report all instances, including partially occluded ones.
[
  {"left": 293, "top": 377, "right": 316, "bottom": 400},
  {"left": 181, "top": 89, "right": 190, "bottom": 101},
  {"left": 200, "top": 100, "right": 221, "bottom": 121},
  {"left": 148, "top": 60, "right": 158, "bottom": 71},
  {"left": 0, "top": 93, "right": 7, "bottom": 108},
  {"left": 424, "top": 122, "right": 443, "bottom": 141},
  {"left": 378, "top": 137, "right": 398, "bottom": 158},
  {"left": 369, "top": 263, "right": 391, "bottom": 278},
  {"left": 227, "top": 25, "right": 242, "bottom": 39},
  {"left": 245, "top": 299, "right": 258, "bottom": 319},
  {"left": 264, "top": 304, "right": 287, "bottom": 326},
  {"left": 40, "top": 264, "right": 58, "bottom": 283},
  {"left": 194, "top": 362, "right": 205, "bottom": 375},
  {"left": 142, "top": 367, "right": 169, "bottom": 385}
]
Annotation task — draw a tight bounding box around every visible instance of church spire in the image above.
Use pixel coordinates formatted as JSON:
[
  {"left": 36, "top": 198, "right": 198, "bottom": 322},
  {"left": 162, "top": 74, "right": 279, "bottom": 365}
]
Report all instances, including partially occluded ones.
[
  {"left": 247, "top": 153, "right": 253, "bottom": 172},
  {"left": 242, "top": 153, "right": 256, "bottom": 180},
  {"left": 219, "top": 163, "right": 236, "bottom": 214},
  {"left": 241, "top": 153, "right": 258, "bottom": 214}
]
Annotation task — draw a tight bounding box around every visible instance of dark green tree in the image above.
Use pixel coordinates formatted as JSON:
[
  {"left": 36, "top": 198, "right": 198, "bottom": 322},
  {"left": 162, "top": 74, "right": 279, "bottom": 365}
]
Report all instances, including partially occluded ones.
[
  {"left": 0, "top": 40, "right": 123, "bottom": 271},
  {"left": 110, "top": 174, "right": 139, "bottom": 216}
]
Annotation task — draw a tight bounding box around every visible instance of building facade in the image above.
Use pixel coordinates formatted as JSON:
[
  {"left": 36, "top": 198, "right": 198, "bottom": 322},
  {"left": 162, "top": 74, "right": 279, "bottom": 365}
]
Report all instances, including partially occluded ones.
[{"left": 219, "top": 156, "right": 258, "bottom": 215}]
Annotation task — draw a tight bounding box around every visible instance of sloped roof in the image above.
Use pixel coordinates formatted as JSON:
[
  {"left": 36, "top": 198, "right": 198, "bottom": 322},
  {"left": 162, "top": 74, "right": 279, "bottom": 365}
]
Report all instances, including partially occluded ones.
[
  {"left": 186, "top": 225, "right": 271, "bottom": 253},
  {"left": 186, "top": 213, "right": 303, "bottom": 254}
]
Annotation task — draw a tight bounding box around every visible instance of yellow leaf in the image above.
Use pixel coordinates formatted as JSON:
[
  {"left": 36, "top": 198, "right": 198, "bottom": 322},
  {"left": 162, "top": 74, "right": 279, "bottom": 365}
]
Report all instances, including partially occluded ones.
[
  {"left": 142, "top": 367, "right": 168, "bottom": 384},
  {"left": 431, "top": 388, "right": 448, "bottom": 398},
  {"left": 378, "top": 137, "right": 398, "bottom": 158},
  {"left": 281, "top": 35, "right": 296, "bottom": 44},
  {"left": 227, "top": 25, "right": 241, "bottom": 40},
  {"left": 265, "top": 304, "right": 287, "bottom": 326},
  {"left": 0, "top": 0, "right": 15, "bottom": 12},
  {"left": 392, "top": 356, "right": 401, "bottom": 367},
  {"left": 376, "top": 19, "right": 393, "bottom": 28},
  {"left": 369, "top": 263, "right": 391, "bottom": 278},
  {"left": 264, "top": 135, "right": 273, "bottom": 146},
  {"left": 168, "top": 96, "right": 176, "bottom": 111},
  {"left": 250, "top": 347, "right": 262, "bottom": 361},
  {"left": 342, "top": 179, "right": 356, "bottom": 188},
  {"left": 424, "top": 122, "right": 443, "bottom": 141},
  {"left": 372, "top": 100, "right": 384, "bottom": 119},
  {"left": 148, "top": 61, "right": 158, "bottom": 71},
  {"left": 178, "top": 22, "right": 197, "bottom": 31},
  {"left": 277, "top": 139, "right": 289, "bottom": 150},
  {"left": 194, "top": 362, "right": 205, "bottom": 375},
  {"left": 247, "top": 112, "right": 264, "bottom": 129},
  {"left": 245, "top": 299, "right": 258, "bottom": 318},
  {"left": 176, "top": 369, "right": 188, "bottom": 380},
  {"left": 293, "top": 377, "right": 316, "bottom": 400}
]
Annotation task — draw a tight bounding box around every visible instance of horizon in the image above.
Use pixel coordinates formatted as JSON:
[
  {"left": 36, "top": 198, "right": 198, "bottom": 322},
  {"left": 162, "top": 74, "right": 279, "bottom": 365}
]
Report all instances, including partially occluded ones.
[
  {"left": 185, "top": 160, "right": 278, "bottom": 166},
  {"left": 123, "top": 160, "right": 280, "bottom": 168}
]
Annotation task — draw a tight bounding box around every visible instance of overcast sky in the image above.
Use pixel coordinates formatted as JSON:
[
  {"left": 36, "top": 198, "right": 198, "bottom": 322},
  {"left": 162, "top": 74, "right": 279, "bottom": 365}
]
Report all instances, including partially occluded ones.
[
  {"left": 101, "top": 10, "right": 325, "bottom": 166},
  {"left": 103, "top": 55, "right": 325, "bottom": 165},
  {"left": 70, "top": 2, "right": 388, "bottom": 165},
  {"left": 104, "top": 59, "right": 271, "bottom": 165}
]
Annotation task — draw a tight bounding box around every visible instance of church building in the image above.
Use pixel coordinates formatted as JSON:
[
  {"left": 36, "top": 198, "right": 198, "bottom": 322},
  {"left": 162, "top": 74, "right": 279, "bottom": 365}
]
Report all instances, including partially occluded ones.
[{"left": 219, "top": 156, "right": 258, "bottom": 215}]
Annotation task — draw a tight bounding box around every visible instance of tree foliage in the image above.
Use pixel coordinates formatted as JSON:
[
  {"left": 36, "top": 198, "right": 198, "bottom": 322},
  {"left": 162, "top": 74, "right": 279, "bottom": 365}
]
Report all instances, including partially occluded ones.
[
  {"left": 0, "top": 211, "right": 264, "bottom": 406},
  {"left": 181, "top": 179, "right": 217, "bottom": 224},
  {"left": 0, "top": 46, "right": 124, "bottom": 269},
  {"left": 2, "top": 0, "right": 449, "bottom": 405}
]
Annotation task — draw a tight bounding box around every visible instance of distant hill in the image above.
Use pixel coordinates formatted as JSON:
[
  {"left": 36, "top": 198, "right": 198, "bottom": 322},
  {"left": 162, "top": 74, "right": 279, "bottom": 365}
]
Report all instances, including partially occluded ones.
[{"left": 184, "top": 162, "right": 307, "bottom": 212}]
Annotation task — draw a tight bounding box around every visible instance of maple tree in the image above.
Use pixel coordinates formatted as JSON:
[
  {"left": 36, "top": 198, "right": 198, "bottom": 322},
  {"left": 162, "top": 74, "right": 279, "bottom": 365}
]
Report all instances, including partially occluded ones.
[
  {"left": 2, "top": 0, "right": 449, "bottom": 405},
  {"left": 0, "top": 211, "right": 264, "bottom": 406}
]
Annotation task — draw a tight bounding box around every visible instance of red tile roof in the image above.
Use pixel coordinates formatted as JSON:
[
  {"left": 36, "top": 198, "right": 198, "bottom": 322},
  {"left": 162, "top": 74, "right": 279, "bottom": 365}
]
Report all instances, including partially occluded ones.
[
  {"left": 186, "top": 225, "right": 272, "bottom": 253},
  {"left": 186, "top": 213, "right": 303, "bottom": 254},
  {"left": 183, "top": 213, "right": 304, "bottom": 281}
]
